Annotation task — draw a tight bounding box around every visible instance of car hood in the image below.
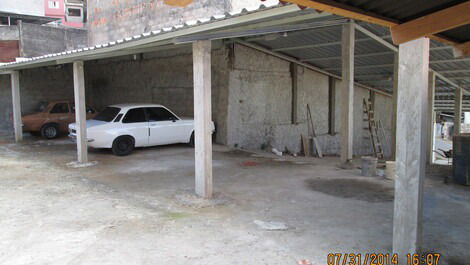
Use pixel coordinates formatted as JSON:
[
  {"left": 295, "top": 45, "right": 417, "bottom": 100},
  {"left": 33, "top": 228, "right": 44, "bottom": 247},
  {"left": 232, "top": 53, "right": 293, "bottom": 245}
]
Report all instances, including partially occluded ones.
[{"left": 69, "top": 119, "right": 107, "bottom": 130}]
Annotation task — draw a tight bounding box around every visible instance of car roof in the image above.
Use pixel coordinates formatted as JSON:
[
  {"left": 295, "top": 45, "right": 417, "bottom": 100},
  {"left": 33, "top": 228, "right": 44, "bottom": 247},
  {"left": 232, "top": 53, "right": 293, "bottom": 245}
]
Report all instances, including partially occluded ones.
[{"left": 108, "top": 103, "right": 165, "bottom": 109}]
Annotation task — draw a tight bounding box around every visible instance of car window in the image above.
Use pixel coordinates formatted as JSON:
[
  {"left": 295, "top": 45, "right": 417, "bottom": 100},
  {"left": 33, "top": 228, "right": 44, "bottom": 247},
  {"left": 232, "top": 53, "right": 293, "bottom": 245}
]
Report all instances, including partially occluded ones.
[
  {"left": 86, "top": 106, "right": 95, "bottom": 114},
  {"left": 123, "top": 108, "right": 147, "bottom": 123},
  {"left": 113, "top": 113, "right": 123, "bottom": 123},
  {"left": 94, "top": 107, "right": 121, "bottom": 122},
  {"left": 146, "top": 107, "right": 178, "bottom": 122},
  {"left": 50, "top": 103, "right": 69, "bottom": 114},
  {"left": 70, "top": 104, "right": 95, "bottom": 114},
  {"left": 71, "top": 105, "right": 95, "bottom": 114}
]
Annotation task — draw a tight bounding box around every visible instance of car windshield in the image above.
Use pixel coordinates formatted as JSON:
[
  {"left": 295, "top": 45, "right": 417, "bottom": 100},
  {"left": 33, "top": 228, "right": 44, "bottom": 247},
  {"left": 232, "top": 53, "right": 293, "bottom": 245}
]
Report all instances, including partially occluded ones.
[
  {"left": 36, "top": 101, "right": 48, "bottom": 112},
  {"left": 93, "top": 107, "right": 121, "bottom": 122}
]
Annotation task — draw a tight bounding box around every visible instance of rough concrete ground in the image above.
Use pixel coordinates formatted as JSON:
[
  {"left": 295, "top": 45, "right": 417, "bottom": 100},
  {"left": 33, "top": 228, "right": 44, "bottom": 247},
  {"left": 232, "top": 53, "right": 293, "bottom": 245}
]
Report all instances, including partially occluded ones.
[{"left": 0, "top": 135, "right": 469, "bottom": 265}]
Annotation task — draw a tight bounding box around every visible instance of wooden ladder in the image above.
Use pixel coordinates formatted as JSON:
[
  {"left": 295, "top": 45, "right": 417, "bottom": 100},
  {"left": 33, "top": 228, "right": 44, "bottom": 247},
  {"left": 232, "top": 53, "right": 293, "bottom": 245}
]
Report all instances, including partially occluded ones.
[{"left": 363, "top": 98, "right": 384, "bottom": 160}]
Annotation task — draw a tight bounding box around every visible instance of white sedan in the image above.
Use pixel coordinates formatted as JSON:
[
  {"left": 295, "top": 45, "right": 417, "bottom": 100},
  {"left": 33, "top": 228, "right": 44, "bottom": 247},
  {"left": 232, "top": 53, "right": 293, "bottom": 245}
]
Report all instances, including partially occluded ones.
[{"left": 69, "top": 103, "right": 215, "bottom": 156}]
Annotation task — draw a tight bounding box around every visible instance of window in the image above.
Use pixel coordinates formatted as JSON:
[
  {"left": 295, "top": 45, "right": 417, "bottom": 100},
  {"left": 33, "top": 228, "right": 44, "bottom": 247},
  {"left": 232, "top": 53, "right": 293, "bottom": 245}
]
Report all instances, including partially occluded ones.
[
  {"left": 94, "top": 107, "right": 121, "bottom": 122},
  {"left": 50, "top": 103, "right": 69, "bottom": 114},
  {"left": 123, "top": 108, "right": 147, "bottom": 123},
  {"left": 71, "top": 105, "right": 95, "bottom": 114},
  {"left": 48, "top": 1, "right": 60, "bottom": 9},
  {"left": 146, "top": 107, "right": 178, "bottom": 122},
  {"left": 68, "top": 8, "right": 82, "bottom": 17}
]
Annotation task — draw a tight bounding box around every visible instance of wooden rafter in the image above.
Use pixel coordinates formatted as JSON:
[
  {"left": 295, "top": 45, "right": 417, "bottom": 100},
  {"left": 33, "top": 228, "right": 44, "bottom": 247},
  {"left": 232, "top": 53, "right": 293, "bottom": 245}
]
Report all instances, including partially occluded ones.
[
  {"left": 390, "top": 1, "right": 470, "bottom": 45},
  {"left": 283, "top": 0, "right": 464, "bottom": 46}
]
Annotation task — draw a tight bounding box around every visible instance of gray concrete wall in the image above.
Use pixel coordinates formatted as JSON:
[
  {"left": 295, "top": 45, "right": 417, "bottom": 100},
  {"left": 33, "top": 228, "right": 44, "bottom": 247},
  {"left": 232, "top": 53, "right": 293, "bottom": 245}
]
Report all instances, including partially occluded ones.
[
  {"left": 0, "top": 41, "right": 393, "bottom": 158},
  {"left": 0, "top": 75, "right": 13, "bottom": 133},
  {"left": 0, "top": 65, "right": 75, "bottom": 133},
  {"left": 83, "top": 44, "right": 230, "bottom": 144},
  {"left": 0, "top": 26, "right": 19, "bottom": 40},
  {"left": 20, "top": 23, "right": 88, "bottom": 57},
  {"left": 226, "top": 44, "right": 393, "bottom": 156}
]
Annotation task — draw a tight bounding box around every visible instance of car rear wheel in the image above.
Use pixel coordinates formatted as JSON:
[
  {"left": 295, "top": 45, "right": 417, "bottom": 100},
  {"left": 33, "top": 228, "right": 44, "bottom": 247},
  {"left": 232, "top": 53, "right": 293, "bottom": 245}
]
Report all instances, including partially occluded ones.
[
  {"left": 112, "top": 136, "right": 135, "bottom": 156},
  {"left": 41, "top": 124, "right": 59, "bottom": 139}
]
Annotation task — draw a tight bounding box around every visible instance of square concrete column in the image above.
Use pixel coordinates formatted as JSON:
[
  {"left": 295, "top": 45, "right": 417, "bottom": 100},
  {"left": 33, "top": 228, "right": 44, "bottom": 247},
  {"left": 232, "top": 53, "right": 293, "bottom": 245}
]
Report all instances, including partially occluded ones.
[
  {"left": 193, "top": 40, "right": 213, "bottom": 199},
  {"left": 427, "top": 71, "right": 436, "bottom": 164},
  {"left": 73, "top": 61, "right": 88, "bottom": 163},
  {"left": 393, "top": 37, "right": 430, "bottom": 258},
  {"left": 10, "top": 71, "right": 23, "bottom": 142},
  {"left": 391, "top": 54, "right": 399, "bottom": 161},
  {"left": 454, "top": 87, "right": 463, "bottom": 136},
  {"left": 340, "top": 22, "right": 354, "bottom": 164}
]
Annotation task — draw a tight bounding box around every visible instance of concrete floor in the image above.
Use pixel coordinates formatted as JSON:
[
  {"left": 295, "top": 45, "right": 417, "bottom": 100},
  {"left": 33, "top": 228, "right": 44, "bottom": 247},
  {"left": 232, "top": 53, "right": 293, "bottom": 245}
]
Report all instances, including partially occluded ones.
[{"left": 0, "top": 135, "right": 469, "bottom": 265}]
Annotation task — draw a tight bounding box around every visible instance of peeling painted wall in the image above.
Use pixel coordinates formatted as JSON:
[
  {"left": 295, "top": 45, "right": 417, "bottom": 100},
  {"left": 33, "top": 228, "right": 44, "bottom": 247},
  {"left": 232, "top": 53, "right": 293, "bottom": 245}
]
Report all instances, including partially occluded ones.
[
  {"left": 86, "top": 0, "right": 279, "bottom": 46},
  {"left": 87, "top": 0, "right": 228, "bottom": 45}
]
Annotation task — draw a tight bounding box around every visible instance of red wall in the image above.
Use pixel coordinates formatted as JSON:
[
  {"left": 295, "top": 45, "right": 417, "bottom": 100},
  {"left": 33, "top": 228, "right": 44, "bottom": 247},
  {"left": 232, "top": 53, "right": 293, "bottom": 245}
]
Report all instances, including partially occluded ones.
[{"left": 0, "top": 41, "right": 19, "bottom": 62}]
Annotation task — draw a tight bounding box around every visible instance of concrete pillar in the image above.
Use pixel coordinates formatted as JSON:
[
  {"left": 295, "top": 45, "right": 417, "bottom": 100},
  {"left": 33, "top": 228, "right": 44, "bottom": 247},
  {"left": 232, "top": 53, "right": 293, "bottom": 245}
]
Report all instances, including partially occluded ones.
[
  {"left": 454, "top": 87, "right": 462, "bottom": 136},
  {"left": 10, "top": 71, "right": 23, "bottom": 142},
  {"left": 340, "top": 22, "right": 354, "bottom": 164},
  {"left": 391, "top": 54, "right": 398, "bottom": 161},
  {"left": 328, "top": 76, "right": 336, "bottom": 135},
  {"left": 73, "top": 61, "right": 88, "bottom": 163},
  {"left": 193, "top": 40, "right": 213, "bottom": 199},
  {"left": 427, "top": 71, "right": 436, "bottom": 164},
  {"left": 393, "top": 38, "right": 430, "bottom": 259}
]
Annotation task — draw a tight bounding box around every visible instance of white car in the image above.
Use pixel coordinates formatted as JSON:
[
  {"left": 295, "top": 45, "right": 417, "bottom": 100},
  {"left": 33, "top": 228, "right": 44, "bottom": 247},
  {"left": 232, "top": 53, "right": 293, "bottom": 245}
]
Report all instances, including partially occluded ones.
[{"left": 69, "top": 103, "right": 215, "bottom": 156}]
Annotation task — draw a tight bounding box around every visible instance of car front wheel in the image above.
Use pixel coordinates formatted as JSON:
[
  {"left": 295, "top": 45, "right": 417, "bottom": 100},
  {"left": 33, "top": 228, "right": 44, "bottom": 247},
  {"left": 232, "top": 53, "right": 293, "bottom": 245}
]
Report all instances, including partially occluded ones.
[
  {"left": 112, "top": 136, "right": 135, "bottom": 156},
  {"left": 41, "top": 124, "right": 59, "bottom": 139}
]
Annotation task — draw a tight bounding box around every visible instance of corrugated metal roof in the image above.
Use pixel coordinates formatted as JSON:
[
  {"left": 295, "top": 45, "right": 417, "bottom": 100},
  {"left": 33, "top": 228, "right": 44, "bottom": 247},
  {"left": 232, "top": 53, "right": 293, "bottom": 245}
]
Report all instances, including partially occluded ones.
[
  {"left": 313, "top": 0, "right": 469, "bottom": 43},
  {"left": 0, "top": 2, "right": 468, "bottom": 103},
  {"left": 0, "top": 3, "right": 301, "bottom": 70},
  {"left": 243, "top": 18, "right": 469, "bottom": 98}
]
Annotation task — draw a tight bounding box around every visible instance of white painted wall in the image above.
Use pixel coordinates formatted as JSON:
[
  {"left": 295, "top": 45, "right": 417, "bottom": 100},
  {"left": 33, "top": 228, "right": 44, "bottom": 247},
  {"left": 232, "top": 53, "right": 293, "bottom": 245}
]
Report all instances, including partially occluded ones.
[{"left": 0, "top": 0, "right": 44, "bottom": 16}]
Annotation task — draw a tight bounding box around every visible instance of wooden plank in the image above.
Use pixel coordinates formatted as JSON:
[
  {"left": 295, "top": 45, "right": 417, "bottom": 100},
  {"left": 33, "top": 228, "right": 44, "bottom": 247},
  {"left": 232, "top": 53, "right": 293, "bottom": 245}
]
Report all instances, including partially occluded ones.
[
  {"left": 391, "top": 2, "right": 470, "bottom": 45},
  {"left": 283, "top": 0, "right": 460, "bottom": 46},
  {"left": 301, "top": 134, "right": 310, "bottom": 157},
  {"left": 284, "top": 0, "right": 398, "bottom": 27},
  {"left": 312, "top": 137, "right": 323, "bottom": 158}
]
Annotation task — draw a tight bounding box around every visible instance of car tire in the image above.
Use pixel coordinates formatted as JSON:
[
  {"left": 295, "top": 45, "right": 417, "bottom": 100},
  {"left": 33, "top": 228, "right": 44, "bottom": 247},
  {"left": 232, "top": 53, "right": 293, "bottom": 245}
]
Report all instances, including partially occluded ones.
[
  {"left": 189, "top": 132, "right": 195, "bottom": 147},
  {"left": 41, "top": 123, "right": 59, "bottom": 139},
  {"left": 112, "top": 136, "right": 135, "bottom": 156}
]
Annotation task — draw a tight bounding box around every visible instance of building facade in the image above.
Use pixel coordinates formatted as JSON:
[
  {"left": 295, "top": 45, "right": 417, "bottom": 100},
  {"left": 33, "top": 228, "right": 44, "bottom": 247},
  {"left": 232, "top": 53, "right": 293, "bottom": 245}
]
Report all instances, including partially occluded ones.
[{"left": 87, "top": 0, "right": 277, "bottom": 45}]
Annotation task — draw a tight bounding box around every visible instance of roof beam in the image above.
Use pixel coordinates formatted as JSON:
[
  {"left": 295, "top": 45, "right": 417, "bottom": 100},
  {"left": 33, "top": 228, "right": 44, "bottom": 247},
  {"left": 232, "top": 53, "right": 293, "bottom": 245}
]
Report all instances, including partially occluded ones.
[
  {"left": 300, "top": 51, "right": 393, "bottom": 62},
  {"left": 282, "top": 0, "right": 459, "bottom": 46},
  {"left": 430, "top": 57, "right": 470, "bottom": 64},
  {"left": 174, "top": 19, "right": 346, "bottom": 43},
  {"left": 390, "top": 2, "right": 470, "bottom": 45},
  {"left": 282, "top": 0, "right": 398, "bottom": 27},
  {"left": 272, "top": 34, "right": 391, "bottom": 51},
  {"left": 354, "top": 23, "right": 397, "bottom": 52}
]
